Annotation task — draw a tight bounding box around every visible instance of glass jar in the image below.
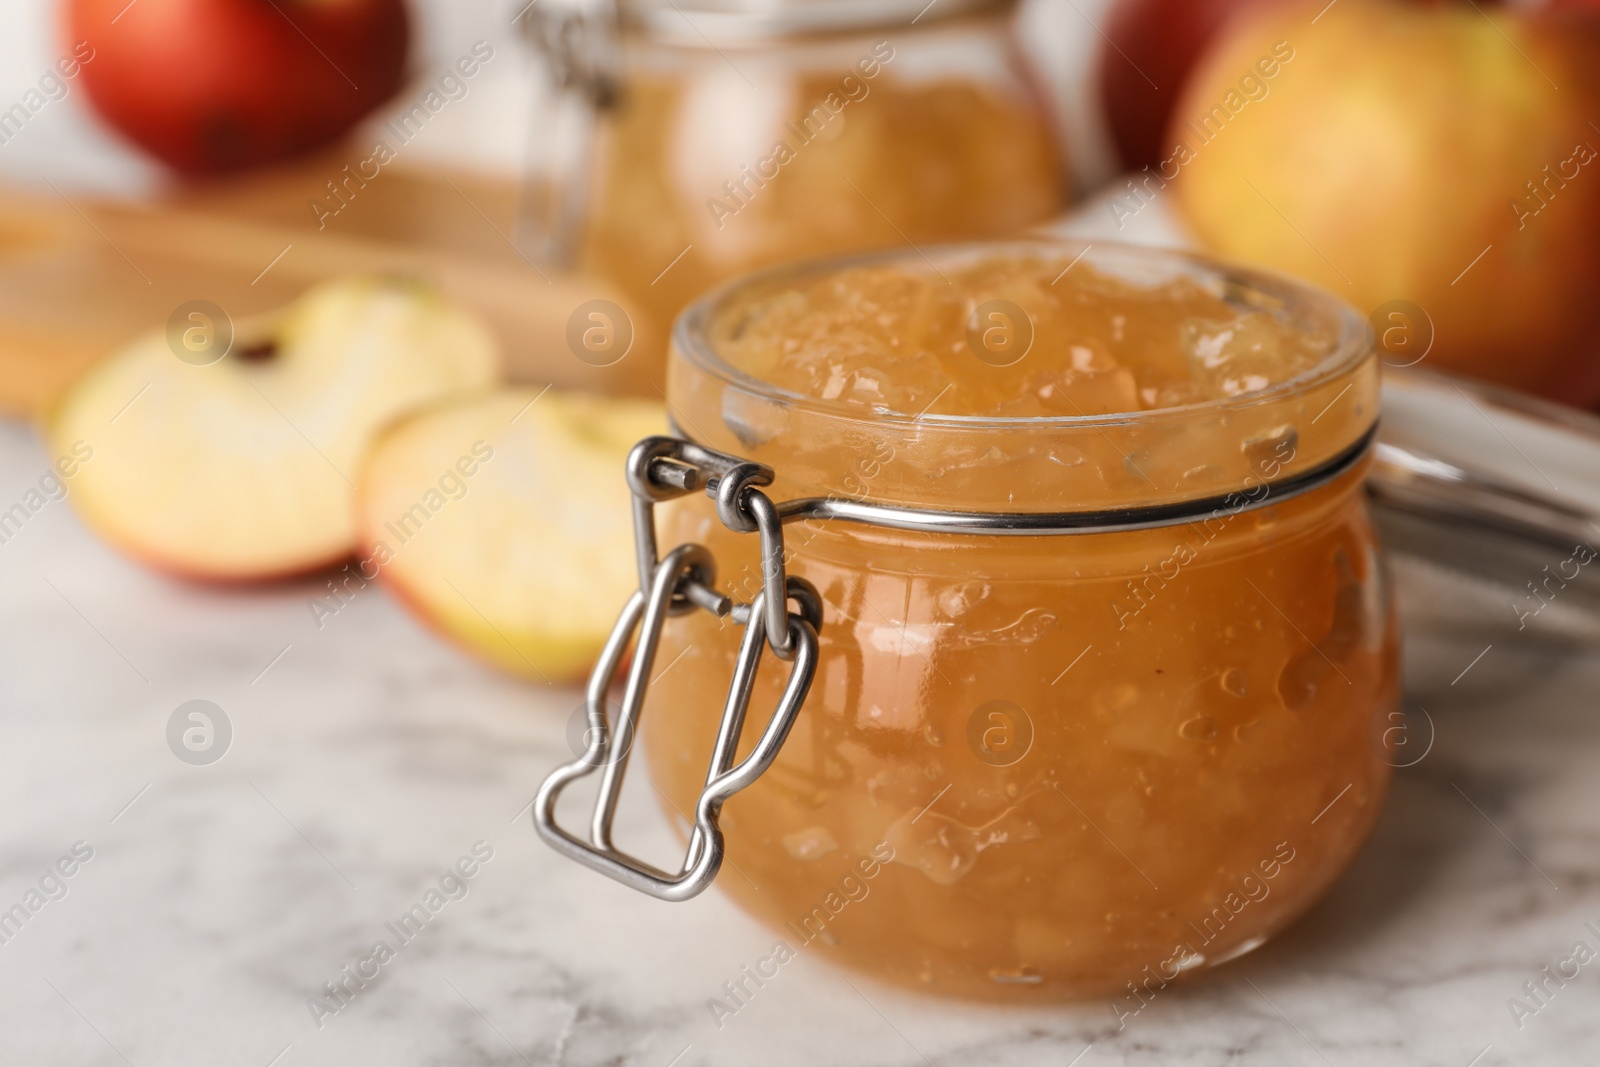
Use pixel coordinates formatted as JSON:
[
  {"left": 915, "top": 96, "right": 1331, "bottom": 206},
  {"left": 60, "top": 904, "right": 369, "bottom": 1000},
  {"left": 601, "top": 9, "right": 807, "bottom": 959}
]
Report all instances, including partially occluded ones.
[
  {"left": 521, "top": 0, "right": 1068, "bottom": 381},
  {"left": 536, "top": 240, "right": 1398, "bottom": 1002}
]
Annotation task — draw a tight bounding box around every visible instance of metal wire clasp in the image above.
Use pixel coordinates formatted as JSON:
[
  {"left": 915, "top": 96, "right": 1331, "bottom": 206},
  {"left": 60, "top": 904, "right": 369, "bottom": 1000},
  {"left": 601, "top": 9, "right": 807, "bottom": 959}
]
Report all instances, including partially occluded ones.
[
  {"left": 532, "top": 437, "right": 822, "bottom": 902},
  {"left": 532, "top": 426, "right": 1381, "bottom": 900}
]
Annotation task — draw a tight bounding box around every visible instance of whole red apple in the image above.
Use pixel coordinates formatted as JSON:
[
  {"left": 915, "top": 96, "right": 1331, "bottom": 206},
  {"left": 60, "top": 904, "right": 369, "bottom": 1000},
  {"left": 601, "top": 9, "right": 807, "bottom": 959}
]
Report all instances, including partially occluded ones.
[
  {"left": 1097, "top": 0, "right": 1552, "bottom": 174},
  {"left": 67, "top": 0, "right": 410, "bottom": 173},
  {"left": 1098, "top": 0, "right": 1284, "bottom": 172},
  {"left": 1170, "top": 0, "right": 1600, "bottom": 404}
]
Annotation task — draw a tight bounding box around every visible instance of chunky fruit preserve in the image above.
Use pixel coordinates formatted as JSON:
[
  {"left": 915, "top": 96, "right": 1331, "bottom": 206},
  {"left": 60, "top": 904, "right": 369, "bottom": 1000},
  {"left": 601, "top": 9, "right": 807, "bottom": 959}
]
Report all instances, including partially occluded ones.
[
  {"left": 644, "top": 242, "right": 1398, "bottom": 999},
  {"left": 571, "top": 3, "right": 1065, "bottom": 376}
]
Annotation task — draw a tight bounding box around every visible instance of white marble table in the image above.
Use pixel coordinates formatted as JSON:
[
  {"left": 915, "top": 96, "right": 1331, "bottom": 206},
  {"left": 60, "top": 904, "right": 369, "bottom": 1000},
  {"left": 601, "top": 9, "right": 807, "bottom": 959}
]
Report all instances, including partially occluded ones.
[{"left": 1, "top": 416, "right": 1597, "bottom": 1067}]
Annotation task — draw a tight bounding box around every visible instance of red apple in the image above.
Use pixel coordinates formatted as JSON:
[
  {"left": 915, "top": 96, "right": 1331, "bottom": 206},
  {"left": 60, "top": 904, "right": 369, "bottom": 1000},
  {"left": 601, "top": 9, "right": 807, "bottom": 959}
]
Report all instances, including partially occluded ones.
[
  {"left": 1170, "top": 0, "right": 1600, "bottom": 404},
  {"left": 1096, "top": 0, "right": 1561, "bottom": 173},
  {"left": 1098, "top": 0, "right": 1284, "bottom": 172},
  {"left": 67, "top": 0, "right": 410, "bottom": 173}
]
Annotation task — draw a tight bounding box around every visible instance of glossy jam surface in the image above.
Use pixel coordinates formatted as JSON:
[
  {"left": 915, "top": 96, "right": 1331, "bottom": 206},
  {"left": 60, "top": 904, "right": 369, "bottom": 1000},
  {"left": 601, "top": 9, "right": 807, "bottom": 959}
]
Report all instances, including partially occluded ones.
[
  {"left": 711, "top": 255, "right": 1338, "bottom": 416},
  {"left": 578, "top": 34, "right": 1065, "bottom": 379},
  {"left": 643, "top": 247, "right": 1396, "bottom": 1000}
]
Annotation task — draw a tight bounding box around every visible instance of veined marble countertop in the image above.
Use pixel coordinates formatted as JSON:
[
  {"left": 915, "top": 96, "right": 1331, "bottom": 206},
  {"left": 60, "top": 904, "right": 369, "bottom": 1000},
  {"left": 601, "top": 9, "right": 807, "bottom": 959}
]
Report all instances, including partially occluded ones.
[{"left": 1, "top": 413, "right": 1597, "bottom": 1067}]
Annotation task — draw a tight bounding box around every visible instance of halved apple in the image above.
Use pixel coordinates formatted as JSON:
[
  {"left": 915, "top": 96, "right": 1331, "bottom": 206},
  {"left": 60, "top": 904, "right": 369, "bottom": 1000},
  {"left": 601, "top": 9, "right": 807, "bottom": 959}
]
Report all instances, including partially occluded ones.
[
  {"left": 46, "top": 277, "right": 499, "bottom": 580},
  {"left": 357, "top": 389, "right": 665, "bottom": 682}
]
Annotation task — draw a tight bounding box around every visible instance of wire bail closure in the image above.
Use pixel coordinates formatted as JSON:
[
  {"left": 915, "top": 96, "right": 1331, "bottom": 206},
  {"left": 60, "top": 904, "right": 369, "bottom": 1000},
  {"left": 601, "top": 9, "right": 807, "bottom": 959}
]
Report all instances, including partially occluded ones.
[
  {"left": 532, "top": 437, "right": 822, "bottom": 902},
  {"left": 532, "top": 427, "right": 1377, "bottom": 900}
]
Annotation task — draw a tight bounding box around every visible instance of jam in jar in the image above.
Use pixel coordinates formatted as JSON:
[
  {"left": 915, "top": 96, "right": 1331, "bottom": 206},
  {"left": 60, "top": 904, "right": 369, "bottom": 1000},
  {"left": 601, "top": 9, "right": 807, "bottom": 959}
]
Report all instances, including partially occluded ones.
[
  {"left": 635, "top": 241, "right": 1398, "bottom": 999},
  {"left": 522, "top": 0, "right": 1067, "bottom": 380}
]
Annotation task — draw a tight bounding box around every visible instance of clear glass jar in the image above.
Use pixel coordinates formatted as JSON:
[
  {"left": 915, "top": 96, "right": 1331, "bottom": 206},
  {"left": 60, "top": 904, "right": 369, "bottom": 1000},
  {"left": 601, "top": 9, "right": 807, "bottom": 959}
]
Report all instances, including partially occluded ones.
[
  {"left": 639, "top": 241, "right": 1398, "bottom": 999},
  {"left": 523, "top": 0, "right": 1068, "bottom": 381}
]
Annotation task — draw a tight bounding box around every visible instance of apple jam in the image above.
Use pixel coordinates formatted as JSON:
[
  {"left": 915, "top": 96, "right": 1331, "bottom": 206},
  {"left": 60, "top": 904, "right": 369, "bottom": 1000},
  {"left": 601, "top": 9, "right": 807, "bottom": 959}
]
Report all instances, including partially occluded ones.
[
  {"left": 643, "top": 242, "right": 1397, "bottom": 999},
  {"left": 571, "top": 4, "right": 1066, "bottom": 379}
]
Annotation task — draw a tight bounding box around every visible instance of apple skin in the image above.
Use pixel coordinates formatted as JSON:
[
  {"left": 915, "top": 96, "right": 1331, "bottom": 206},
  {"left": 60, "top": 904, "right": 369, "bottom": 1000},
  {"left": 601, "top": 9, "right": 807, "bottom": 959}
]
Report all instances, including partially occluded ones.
[
  {"left": 1170, "top": 0, "right": 1600, "bottom": 404},
  {"left": 67, "top": 0, "right": 409, "bottom": 173},
  {"left": 1099, "top": 0, "right": 1286, "bottom": 172},
  {"left": 1100, "top": 0, "right": 1515, "bottom": 173}
]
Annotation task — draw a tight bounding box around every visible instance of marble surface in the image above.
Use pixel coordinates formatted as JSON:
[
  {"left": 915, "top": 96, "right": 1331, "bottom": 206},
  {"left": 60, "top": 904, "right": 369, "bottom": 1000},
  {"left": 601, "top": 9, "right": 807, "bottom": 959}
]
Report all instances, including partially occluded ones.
[{"left": 2, "top": 412, "right": 1598, "bottom": 1067}]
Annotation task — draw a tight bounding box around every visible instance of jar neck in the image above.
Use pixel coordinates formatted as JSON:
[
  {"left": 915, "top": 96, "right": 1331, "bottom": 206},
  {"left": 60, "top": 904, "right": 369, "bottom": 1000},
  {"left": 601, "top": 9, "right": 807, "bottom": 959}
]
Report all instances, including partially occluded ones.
[{"left": 667, "top": 352, "right": 1378, "bottom": 517}]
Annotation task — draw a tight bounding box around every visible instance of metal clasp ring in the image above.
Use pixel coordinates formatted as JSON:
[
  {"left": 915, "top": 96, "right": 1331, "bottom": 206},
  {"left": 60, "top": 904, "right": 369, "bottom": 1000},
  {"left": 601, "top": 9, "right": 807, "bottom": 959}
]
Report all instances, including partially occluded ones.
[
  {"left": 532, "top": 438, "right": 822, "bottom": 901},
  {"left": 532, "top": 555, "right": 819, "bottom": 901}
]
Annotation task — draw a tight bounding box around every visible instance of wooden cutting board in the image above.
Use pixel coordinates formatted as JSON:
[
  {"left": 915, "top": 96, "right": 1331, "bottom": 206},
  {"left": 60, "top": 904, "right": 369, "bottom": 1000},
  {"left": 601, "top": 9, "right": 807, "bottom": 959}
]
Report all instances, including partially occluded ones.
[{"left": 0, "top": 148, "right": 659, "bottom": 419}]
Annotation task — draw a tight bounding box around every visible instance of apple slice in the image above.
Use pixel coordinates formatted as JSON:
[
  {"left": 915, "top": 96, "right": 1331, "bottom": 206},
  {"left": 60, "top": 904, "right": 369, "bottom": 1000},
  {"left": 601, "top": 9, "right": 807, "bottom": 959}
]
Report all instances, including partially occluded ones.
[
  {"left": 47, "top": 277, "right": 498, "bottom": 580},
  {"left": 357, "top": 389, "right": 665, "bottom": 682}
]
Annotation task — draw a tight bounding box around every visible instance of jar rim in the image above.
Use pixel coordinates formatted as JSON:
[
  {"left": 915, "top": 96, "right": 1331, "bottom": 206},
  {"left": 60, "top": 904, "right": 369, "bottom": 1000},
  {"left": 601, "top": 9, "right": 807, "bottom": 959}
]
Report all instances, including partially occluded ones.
[{"left": 670, "top": 238, "right": 1375, "bottom": 434}]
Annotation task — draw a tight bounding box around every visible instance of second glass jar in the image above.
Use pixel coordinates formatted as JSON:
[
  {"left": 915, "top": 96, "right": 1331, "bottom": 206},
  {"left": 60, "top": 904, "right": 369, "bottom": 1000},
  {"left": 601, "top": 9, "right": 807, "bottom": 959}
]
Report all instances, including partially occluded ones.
[{"left": 526, "top": 0, "right": 1069, "bottom": 380}]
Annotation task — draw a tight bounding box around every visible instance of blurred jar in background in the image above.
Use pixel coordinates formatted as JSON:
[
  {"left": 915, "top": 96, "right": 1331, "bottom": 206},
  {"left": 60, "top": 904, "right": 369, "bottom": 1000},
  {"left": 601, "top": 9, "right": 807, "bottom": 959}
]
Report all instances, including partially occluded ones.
[{"left": 522, "top": 0, "right": 1069, "bottom": 383}]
